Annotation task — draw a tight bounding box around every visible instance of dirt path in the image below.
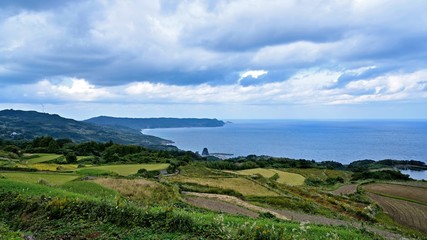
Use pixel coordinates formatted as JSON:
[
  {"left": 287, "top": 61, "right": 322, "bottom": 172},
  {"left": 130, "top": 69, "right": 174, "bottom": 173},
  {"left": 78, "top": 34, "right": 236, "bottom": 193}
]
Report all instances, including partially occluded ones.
[
  {"left": 185, "top": 196, "right": 259, "bottom": 218},
  {"left": 331, "top": 184, "right": 358, "bottom": 195},
  {"left": 183, "top": 192, "right": 406, "bottom": 240}
]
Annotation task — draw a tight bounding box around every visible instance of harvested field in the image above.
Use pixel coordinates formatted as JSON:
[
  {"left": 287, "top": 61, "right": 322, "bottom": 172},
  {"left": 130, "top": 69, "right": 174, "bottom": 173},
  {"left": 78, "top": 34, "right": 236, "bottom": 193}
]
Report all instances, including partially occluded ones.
[
  {"left": 234, "top": 168, "right": 305, "bottom": 186},
  {"left": 185, "top": 196, "right": 258, "bottom": 218},
  {"left": 364, "top": 183, "right": 427, "bottom": 204},
  {"left": 93, "top": 178, "right": 159, "bottom": 198},
  {"left": 368, "top": 193, "right": 427, "bottom": 233},
  {"left": 331, "top": 184, "right": 358, "bottom": 195},
  {"left": 171, "top": 176, "right": 278, "bottom": 196},
  {"left": 183, "top": 192, "right": 286, "bottom": 220}
]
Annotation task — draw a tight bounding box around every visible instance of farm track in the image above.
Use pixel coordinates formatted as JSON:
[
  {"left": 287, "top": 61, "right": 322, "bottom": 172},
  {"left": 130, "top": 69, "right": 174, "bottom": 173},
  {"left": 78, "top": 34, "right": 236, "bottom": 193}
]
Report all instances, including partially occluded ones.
[
  {"left": 183, "top": 192, "right": 405, "bottom": 240},
  {"left": 331, "top": 184, "right": 358, "bottom": 195},
  {"left": 185, "top": 196, "right": 259, "bottom": 218},
  {"left": 368, "top": 193, "right": 427, "bottom": 234}
]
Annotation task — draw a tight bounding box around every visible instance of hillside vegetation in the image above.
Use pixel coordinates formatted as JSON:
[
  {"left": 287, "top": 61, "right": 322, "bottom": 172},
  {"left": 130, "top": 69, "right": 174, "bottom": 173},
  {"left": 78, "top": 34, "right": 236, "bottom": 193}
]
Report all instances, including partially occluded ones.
[{"left": 0, "top": 109, "right": 170, "bottom": 146}]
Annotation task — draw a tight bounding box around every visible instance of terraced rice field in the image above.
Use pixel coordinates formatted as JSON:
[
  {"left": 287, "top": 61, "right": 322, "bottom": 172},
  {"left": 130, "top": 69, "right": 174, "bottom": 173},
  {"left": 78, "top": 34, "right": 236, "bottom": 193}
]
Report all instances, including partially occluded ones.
[
  {"left": 0, "top": 172, "right": 79, "bottom": 185},
  {"left": 78, "top": 163, "right": 169, "bottom": 176},
  {"left": 234, "top": 168, "right": 305, "bottom": 186},
  {"left": 367, "top": 193, "right": 427, "bottom": 233},
  {"left": 171, "top": 176, "right": 278, "bottom": 196},
  {"left": 364, "top": 183, "right": 427, "bottom": 233}
]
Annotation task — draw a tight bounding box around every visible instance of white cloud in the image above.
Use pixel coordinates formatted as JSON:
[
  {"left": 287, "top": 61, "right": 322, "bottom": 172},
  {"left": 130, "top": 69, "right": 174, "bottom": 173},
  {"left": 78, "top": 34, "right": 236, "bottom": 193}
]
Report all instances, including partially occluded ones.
[
  {"left": 33, "top": 77, "right": 112, "bottom": 101},
  {"left": 238, "top": 70, "right": 268, "bottom": 83}
]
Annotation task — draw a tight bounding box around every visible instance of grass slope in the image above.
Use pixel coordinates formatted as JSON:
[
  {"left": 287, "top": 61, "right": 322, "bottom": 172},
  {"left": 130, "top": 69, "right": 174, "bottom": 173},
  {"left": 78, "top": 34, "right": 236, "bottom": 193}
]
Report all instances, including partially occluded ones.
[
  {"left": 0, "top": 172, "right": 79, "bottom": 185},
  {"left": 24, "top": 153, "right": 63, "bottom": 164}
]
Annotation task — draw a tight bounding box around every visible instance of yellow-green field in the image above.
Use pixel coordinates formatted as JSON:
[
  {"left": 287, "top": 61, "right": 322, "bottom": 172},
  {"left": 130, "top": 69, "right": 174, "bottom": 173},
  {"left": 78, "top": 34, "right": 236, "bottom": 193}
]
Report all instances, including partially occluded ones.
[
  {"left": 19, "top": 163, "right": 79, "bottom": 171},
  {"left": 233, "top": 168, "right": 305, "bottom": 186},
  {"left": 77, "top": 156, "right": 92, "bottom": 161},
  {"left": 24, "top": 153, "right": 63, "bottom": 164},
  {"left": 0, "top": 172, "right": 79, "bottom": 185},
  {"left": 171, "top": 176, "right": 278, "bottom": 196},
  {"left": 77, "top": 163, "right": 169, "bottom": 176}
]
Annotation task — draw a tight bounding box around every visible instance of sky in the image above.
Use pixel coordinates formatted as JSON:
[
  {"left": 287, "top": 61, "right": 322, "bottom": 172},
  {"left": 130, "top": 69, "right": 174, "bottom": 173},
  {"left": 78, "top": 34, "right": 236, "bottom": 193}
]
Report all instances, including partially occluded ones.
[{"left": 0, "top": 0, "right": 426, "bottom": 120}]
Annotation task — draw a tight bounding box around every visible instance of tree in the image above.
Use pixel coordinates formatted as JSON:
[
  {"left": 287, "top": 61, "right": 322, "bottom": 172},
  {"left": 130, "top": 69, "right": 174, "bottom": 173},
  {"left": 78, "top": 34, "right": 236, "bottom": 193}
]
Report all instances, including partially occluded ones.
[
  {"left": 65, "top": 151, "right": 77, "bottom": 163},
  {"left": 47, "top": 140, "right": 60, "bottom": 153}
]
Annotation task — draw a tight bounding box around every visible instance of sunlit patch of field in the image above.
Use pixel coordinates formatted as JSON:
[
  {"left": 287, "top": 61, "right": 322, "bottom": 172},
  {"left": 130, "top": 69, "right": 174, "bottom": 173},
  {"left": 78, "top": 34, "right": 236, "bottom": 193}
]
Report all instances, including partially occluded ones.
[
  {"left": 24, "top": 153, "right": 63, "bottom": 164},
  {"left": 170, "top": 176, "right": 278, "bottom": 196},
  {"left": 285, "top": 168, "right": 352, "bottom": 181},
  {"left": 0, "top": 172, "right": 79, "bottom": 185},
  {"left": 78, "top": 163, "right": 169, "bottom": 176},
  {"left": 234, "top": 168, "right": 305, "bottom": 186}
]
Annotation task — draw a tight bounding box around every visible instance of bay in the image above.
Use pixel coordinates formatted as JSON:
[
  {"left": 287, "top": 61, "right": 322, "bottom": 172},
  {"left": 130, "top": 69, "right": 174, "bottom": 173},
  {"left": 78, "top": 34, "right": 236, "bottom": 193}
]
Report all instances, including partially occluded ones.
[
  {"left": 400, "top": 170, "right": 427, "bottom": 180},
  {"left": 143, "top": 120, "right": 427, "bottom": 164}
]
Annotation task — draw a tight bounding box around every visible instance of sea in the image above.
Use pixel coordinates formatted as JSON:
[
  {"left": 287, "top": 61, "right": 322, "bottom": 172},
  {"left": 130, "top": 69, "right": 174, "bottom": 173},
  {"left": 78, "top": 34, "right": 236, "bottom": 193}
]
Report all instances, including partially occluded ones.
[{"left": 143, "top": 120, "right": 427, "bottom": 179}]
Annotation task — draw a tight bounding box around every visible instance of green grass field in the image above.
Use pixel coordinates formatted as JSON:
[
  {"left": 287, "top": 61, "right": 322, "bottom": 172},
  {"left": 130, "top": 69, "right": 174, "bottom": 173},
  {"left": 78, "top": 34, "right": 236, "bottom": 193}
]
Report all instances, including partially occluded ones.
[
  {"left": 0, "top": 172, "right": 79, "bottom": 185},
  {"left": 24, "top": 153, "right": 63, "bottom": 164},
  {"left": 77, "top": 163, "right": 169, "bottom": 176},
  {"left": 234, "top": 168, "right": 306, "bottom": 186},
  {"left": 59, "top": 181, "right": 118, "bottom": 200}
]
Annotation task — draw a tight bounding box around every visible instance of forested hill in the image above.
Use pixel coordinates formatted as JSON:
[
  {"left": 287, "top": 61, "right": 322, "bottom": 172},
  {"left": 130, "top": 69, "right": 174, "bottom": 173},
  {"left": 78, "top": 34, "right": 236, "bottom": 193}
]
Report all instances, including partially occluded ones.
[
  {"left": 0, "top": 109, "right": 170, "bottom": 146},
  {"left": 84, "top": 116, "right": 226, "bottom": 130}
]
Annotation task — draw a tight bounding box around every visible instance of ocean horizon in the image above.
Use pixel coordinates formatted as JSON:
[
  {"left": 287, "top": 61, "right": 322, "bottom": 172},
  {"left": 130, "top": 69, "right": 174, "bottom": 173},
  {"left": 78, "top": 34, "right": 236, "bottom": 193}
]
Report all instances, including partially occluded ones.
[{"left": 144, "top": 119, "right": 427, "bottom": 164}]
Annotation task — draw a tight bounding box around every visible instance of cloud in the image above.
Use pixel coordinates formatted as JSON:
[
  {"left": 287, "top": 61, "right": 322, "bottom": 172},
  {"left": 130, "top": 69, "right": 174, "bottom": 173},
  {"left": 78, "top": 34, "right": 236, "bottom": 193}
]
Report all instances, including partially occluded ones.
[
  {"left": 2, "top": 67, "right": 425, "bottom": 107},
  {"left": 0, "top": 0, "right": 427, "bottom": 119},
  {"left": 238, "top": 70, "right": 268, "bottom": 84}
]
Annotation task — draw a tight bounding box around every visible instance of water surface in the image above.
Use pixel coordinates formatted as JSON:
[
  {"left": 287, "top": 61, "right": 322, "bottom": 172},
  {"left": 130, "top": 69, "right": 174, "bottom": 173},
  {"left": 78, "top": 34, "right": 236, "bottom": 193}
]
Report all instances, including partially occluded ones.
[{"left": 144, "top": 120, "right": 427, "bottom": 164}]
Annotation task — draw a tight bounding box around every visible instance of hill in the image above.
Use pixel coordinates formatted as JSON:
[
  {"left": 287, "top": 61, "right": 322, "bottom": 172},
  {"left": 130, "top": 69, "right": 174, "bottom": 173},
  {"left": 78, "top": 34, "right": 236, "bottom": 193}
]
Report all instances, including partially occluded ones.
[
  {"left": 0, "top": 109, "right": 170, "bottom": 146},
  {"left": 84, "top": 116, "right": 225, "bottom": 130}
]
